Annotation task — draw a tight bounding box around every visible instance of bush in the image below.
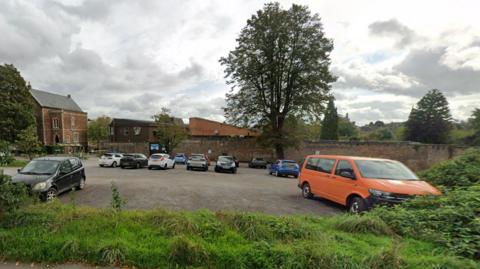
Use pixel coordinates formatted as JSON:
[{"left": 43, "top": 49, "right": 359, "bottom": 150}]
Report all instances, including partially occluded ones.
[
  {"left": 0, "top": 170, "right": 29, "bottom": 220},
  {"left": 417, "top": 148, "right": 480, "bottom": 188},
  {"left": 45, "top": 145, "right": 62, "bottom": 154}
]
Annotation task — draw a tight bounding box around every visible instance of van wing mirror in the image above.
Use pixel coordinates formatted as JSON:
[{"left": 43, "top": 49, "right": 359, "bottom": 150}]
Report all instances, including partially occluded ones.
[{"left": 340, "top": 171, "right": 355, "bottom": 179}]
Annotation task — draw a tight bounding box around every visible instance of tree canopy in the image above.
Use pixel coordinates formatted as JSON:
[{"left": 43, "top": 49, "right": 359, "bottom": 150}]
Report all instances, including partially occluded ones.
[
  {"left": 320, "top": 99, "right": 339, "bottom": 140},
  {"left": 0, "top": 64, "right": 36, "bottom": 144},
  {"left": 15, "top": 125, "right": 41, "bottom": 160},
  {"left": 152, "top": 108, "right": 189, "bottom": 154},
  {"left": 220, "top": 2, "right": 336, "bottom": 158},
  {"left": 87, "top": 115, "right": 112, "bottom": 150},
  {"left": 403, "top": 89, "right": 452, "bottom": 144}
]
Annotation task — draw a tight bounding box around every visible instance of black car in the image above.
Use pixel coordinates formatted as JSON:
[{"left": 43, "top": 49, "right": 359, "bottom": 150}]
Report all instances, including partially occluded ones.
[
  {"left": 232, "top": 156, "right": 240, "bottom": 167},
  {"left": 214, "top": 156, "right": 237, "bottom": 174},
  {"left": 249, "top": 157, "right": 267, "bottom": 169},
  {"left": 11, "top": 157, "right": 86, "bottom": 201},
  {"left": 120, "top": 153, "right": 148, "bottom": 169}
]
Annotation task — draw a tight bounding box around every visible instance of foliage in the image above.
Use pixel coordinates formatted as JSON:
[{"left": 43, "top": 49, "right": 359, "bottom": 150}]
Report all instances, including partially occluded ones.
[
  {"left": 1, "top": 205, "right": 478, "bottom": 268},
  {"left": 0, "top": 140, "right": 15, "bottom": 165},
  {"left": 403, "top": 89, "right": 452, "bottom": 144},
  {"left": 220, "top": 2, "right": 337, "bottom": 159},
  {"left": 465, "top": 108, "right": 480, "bottom": 146},
  {"left": 87, "top": 115, "right": 111, "bottom": 151},
  {"left": 0, "top": 64, "right": 36, "bottom": 144},
  {"left": 338, "top": 116, "right": 358, "bottom": 140},
  {"left": 417, "top": 148, "right": 480, "bottom": 188},
  {"left": 320, "top": 99, "right": 339, "bottom": 140},
  {"left": 0, "top": 170, "right": 28, "bottom": 220},
  {"left": 15, "top": 125, "right": 41, "bottom": 160},
  {"left": 110, "top": 181, "right": 126, "bottom": 212},
  {"left": 152, "top": 107, "right": 189, "bottom": 154},
  {"left": 45, "top": 144, "right": 62, "bottom": 154}
]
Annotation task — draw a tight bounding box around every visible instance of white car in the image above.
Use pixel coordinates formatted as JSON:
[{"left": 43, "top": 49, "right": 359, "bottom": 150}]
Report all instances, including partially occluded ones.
[
  {"left": 99, "top": 153, "right": 123, "bottom": 168},
  {"left": 148, "top": 153, "right": 175, "bottom": 170}
]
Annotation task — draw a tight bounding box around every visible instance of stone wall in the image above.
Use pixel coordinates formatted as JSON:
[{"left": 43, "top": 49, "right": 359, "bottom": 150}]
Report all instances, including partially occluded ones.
[{"left": 102, "top": 138, "right": 474, "bottom": 171}]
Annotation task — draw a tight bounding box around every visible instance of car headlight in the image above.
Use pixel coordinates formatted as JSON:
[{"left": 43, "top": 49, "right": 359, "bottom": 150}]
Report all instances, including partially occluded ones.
[
  {"left": 33, "top": 182, "right": 47, "bottom": 191},
  {"left": 369, "top": 189, "right": 396, "bottom": 200}
]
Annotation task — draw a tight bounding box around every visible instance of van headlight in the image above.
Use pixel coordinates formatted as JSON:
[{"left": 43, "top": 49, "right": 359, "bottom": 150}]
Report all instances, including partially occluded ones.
[
  {"left": 369, "top": 189, "right": 396, "bottom": 200},
  {"left": 33, "top": 182, "right": 47, "bottom": 191}
]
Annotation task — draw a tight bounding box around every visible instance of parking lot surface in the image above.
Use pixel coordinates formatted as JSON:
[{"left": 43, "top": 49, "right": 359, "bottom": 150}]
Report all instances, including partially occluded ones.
[{"left": 2, "top": 158, "right": 343, "bottom": 216}]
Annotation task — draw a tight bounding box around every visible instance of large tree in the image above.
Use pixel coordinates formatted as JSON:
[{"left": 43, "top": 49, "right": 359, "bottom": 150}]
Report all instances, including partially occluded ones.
[
  {"left": 220, "top": 2, "right": 336, "bottom": 159},
  {"left": 338, "top": 116, "right": 358, "bottom": 140},
  {"left": 15, "top": 126, "right": 41, "bottom": 160},
  {"left": 403, "top": 89, "right": 452, "bottom": 144},
  {"left": 87, "top": 115, "right": 112, "bottom": 150},
  {"left": 0, "top": 64, "right": 36, "bottom": 143},
  {"left": 152, "top": 108, "right": 189, "bottom": 155},
  {"left": 320, "top": 99, "right": 339, "bottom": 140}
]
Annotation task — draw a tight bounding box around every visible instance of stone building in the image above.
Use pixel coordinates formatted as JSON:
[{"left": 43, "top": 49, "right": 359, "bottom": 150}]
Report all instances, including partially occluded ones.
[{"left": 30, "top": 88, "right": 88, "bottom": 153}]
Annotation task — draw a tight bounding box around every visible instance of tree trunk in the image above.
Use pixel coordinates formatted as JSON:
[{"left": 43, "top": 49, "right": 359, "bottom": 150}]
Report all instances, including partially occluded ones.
[{"left": 275, "top": 143, "right": 284, "bottom": 160}]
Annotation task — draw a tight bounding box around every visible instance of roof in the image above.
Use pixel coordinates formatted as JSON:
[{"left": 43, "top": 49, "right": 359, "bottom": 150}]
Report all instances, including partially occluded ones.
[
  {"left": 30, "top": 89, "right": 84, "bottom": 112},
  {"left": 306, "top": 155, "right": 397, "bottom": 162},
  {"left": 112, "top": 117, "right": 185, "bottom": 126}
]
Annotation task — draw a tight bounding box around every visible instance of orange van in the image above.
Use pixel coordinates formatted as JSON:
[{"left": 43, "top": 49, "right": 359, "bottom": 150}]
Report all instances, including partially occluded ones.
[{"left": 298, "top": 155, "right": 441, "bottom": 213}]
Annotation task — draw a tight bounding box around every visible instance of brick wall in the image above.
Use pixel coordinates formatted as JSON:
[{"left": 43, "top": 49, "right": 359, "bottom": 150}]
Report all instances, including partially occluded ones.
[
  {"left": 189, "top": 117, "right": 261, "bottom": 137},
  {"left": 102, "top": 138, "right": 475, "bottom": 171}
]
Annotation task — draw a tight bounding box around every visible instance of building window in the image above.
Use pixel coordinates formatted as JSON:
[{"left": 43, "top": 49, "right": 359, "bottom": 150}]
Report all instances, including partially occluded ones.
[
  {"left": 74, "top": 134, "right": 79, "bottom": 142},
  {"left": 53, "top": 119, "right": 59, "bottom": 129},
  {"left": 124, "top": 127, "right": 129, "bottom": 135},
  {"left": 66, "top": 135, "right": 70, "bottom": 143},
  {"left": 71, "top": 117, "right": 75, "bottom": 127}
]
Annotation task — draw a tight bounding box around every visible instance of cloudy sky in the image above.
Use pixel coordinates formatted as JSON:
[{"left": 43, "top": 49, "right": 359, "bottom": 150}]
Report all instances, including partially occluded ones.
[{"left": 1, "top": 0, "right": 479, "bottom": 126}]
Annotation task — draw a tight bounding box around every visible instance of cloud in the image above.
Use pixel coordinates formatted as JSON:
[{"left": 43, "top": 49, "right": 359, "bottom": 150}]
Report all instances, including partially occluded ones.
[{"left": 369, "top": 19, "right": 418, "bottom": 48}]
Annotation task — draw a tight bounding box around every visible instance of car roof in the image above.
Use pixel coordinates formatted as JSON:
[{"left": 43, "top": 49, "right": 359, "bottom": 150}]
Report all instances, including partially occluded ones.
[
  {"left": 33, "top": 157, "right": 77, "bottom": 161},
  {"left": 306, "top": 155, "right": 397, "bottom": 162},
  {"left": 278, "top": 159, "right": 296, "bottom": 162}
]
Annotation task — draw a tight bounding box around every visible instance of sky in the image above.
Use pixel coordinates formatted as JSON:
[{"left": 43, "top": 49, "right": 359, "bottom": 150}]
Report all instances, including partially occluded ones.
[{"left": 1, "top": 0, "right": 479, "bottom": 126}]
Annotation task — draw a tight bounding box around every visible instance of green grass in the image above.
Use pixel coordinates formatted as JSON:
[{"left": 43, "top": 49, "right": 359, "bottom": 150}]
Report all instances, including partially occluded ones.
[
  {"left": 0, "top": 202, "right": 478, "bottom": 269},
  {"left": 0, "top": 160, "right": 29, "bottom": 167}
]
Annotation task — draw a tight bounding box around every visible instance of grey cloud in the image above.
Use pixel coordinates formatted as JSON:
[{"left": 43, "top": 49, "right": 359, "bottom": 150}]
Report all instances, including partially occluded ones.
[
  {"left": 60, "top": 48, "right": 106, "bottom": 72},
  {"left": 339, "top": 101, "right": 411, "bottom": 125},
  {"left": 52, "top": 0, "right": 123, "bottom": 21},
  {"left": 369, "top": 19, "right": 417, "bottom": 48},
  {"left": 178, "top": 62, "right": 205, "bottom": 79}
]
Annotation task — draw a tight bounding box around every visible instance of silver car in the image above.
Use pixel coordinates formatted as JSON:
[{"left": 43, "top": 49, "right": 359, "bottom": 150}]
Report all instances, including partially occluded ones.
[{"left": 187, "top": 153, "right": 209, "bottom": 171}]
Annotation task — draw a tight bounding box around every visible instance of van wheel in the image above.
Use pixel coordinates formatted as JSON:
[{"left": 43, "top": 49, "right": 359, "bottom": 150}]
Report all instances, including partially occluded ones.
[
  {"left": 302, "top": 183, "right": 314, "bottom": 199},
  {"left": 349, "top": 197, "right": 367, "bottom": 214}
]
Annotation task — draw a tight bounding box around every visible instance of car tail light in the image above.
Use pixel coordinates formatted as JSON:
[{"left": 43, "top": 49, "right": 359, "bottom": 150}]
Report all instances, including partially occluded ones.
[
  {"left": 108, "top": 157, "right": 113, "bottom": 159},
  {"left": 200, "top": 158, "right": 205, "bottom": 161},
  {"left": 148, "top": 158, "right": 151, "bottom": 161},
  {"left": 278, "top": 163, "right": 283, "bottom": 167},
  {"left": 188, "top": 158, "right": 192, "bottom": 160},
  {"left": 295, "top": 164, "right": 299, "bottom": 168},
  {"left": 161, "top": 157, "right": 164, "bottom": 161},
  {"left": 132, "top": 158, "right": 136, "bottom": 161}
]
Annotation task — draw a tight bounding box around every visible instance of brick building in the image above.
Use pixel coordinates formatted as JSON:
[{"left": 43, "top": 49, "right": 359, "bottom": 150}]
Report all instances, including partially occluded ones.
[
  {"left": 30, "top": 88, "right": 88, "bottom": 153},
  {"left": 189, "top": 117, "right": 261, "bottom": 137},
  {"left": 108, "top": 117, "right": 186, "bottom": 143}
]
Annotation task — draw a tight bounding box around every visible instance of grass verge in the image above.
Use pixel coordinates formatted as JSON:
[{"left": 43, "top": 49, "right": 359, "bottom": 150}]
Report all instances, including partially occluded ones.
[
  {"left": 0, "top": 160, "right": 29, "bottom": 167},
  {"left": 1, "top": 202, "right": 478, "bottom": 269}
]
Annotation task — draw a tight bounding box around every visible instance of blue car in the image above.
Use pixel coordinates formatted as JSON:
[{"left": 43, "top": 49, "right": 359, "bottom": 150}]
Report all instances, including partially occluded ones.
[
  {"left": 174, "top": 153, "right": 187, "bottom": 164},
  {"left": 269, "top": 159, "right": 300, "bottom": 178}
]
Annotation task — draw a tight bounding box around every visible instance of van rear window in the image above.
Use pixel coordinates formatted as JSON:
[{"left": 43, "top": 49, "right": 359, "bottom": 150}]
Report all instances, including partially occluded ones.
[{"left": 305, "top": 157, "right": 335, "bottom": 173}]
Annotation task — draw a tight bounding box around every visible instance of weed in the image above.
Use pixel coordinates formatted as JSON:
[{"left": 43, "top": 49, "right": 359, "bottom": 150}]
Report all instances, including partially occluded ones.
[
  {"left": 70, "top": 187, "right": 77, "bottom": 217},
  {"left": 168, "top": 236, "right": 210, "bottom": 267},
  {"left": 333, "top": 214, "right": 398, "bottom": 237},
  {"left": 96, "top": 240, "right": 130, "bottom": 265},
  {"left": 110, "top": 181, "right": 126, "bottom": 212}
]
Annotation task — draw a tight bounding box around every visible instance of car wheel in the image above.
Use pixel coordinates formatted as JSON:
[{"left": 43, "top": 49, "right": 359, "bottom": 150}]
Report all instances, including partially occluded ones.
[
  {"left": 164, "top": 164, "right": 168, "bottom": 170},
  {"left": 214, "top": 167, "right": 219, "bottom": 173},
  {"left": 99, "top": 164, "right": 104, "bottom": 167},
  {"left": 349, "top": 197, "right": 368, "bottom": 214},
  {"left": 269, "top": 169, "right": 272, "bottom": 175},
  {"left": 294, "top": 175, "right": 298, "bottom": 179},
  {"left": 232, "top": 169, "right": 237, "bottom": 174},
  {"left": 172, "top": 163, "right": 175, "bottom": 169},
  {"left": 204, "top": 166, "right": 208, "bottom": 171},
  {"left": 45, "top": 188, "right": 58, "bottom": 202},
  {"left": 148, "top": 166, "right": 152, "bottom": 170},
  {"left": 263, "top": 166, "right": 267, "bottom": 169},
  {"left": 275, "top": 170, "right": 281, "bottom": 177},
  {"left": 302, "top": 183, "right": 314, "bottom": 199},
  {"left": 121, "top": 166, "right": 125, "bottom": 169},
  {"left": 136, "top": 162, "right": 140, "bottom": 169},
  {"left": 76, "top": 177, "right": 85, "bottom": 190},
  {"left": 112, "top": 162, "right": 117, "bottom": 168},
  {"left": 186, "top": 166, "right": 190, "bottom": 170},
  {"left": 248, "top": 164, "right": 251, "bottom": 168}
]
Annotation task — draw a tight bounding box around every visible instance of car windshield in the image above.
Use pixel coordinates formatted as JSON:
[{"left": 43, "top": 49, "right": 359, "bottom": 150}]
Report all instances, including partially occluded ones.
[
  {"left": 354, "top": 160, "right": 419, "bottom": 181},
  {"left": 218, "top": 156, "right": 233, "bottom": 162},
  {"left": 20, "top": 160, "right": 60, "bottom": 175},
  {"left": 176, "top": 154, "right": 184, "bottom": 157},
  {"left": 102, "top": 154, "right": 113, "bottom": 157}
]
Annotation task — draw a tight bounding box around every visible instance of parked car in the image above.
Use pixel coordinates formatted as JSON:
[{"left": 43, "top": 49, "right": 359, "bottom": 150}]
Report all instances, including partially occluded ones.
[
  {"left": 120, "top": 153, "right": 148, "bottom": 169},
  {"left": 174, "top": 153, "right": 187, "bottom": 164},
  {"left": 187, "top": 153, "right": 209, "bottom": 171},
  {"left": 298, "top": 155, "right": 442, "bottom": 214},
  {"left": 148, "top": 153, "right": 175, "bottom": 170},
  {"left": 269, "top": 160, "right": 300, "bottom": 178},
  {"left": 249, "top": 157, "right": 267, "bottom": 169},
  {"left": 99, "top": 153, "right": 123, "bottom": 167},
  {"left": 232, "top": 156, "right": 239, "bottom": 167},
  {"left": 11, "top": 157, "right": 86, "bottom": 201},
  {"left": 214, "top": 156, "right": 237, "bottom": 174}
]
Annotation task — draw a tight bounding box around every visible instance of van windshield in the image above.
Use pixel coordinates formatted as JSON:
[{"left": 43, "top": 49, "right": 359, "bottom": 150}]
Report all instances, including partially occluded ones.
[{"left": 354, "top": 160, "right": 419, "bottom": 181}]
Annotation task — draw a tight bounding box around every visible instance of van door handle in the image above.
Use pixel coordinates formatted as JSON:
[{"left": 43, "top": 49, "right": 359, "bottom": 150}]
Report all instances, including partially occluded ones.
[{"left": 326, "top": 175, "right": 330, "bottom": 178}]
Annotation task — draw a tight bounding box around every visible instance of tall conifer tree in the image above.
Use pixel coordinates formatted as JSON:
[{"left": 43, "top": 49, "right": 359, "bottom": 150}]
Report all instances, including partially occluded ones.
[{"left": 320, "top": 99, "right": 339, "bottom": 140}]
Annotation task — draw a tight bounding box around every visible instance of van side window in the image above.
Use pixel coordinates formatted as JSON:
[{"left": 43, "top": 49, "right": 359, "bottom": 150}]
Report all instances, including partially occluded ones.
[
  {"left": 335, "top": 160, "right": 355, "bottom": 178},
  {"left": 318, "top": 158, "right": 336, "bottom": 173},
  {"left": 305, "top": 157, "right": 320, "bottom": 170}
]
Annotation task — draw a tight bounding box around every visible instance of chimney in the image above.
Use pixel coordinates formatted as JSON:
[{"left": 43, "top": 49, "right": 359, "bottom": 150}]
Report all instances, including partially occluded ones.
[
  {"left": 67, "top": 94, "right": 71, "bottom": 98},
  {"left": 27, "top": 81, "right": 31, "bottom": 90}
]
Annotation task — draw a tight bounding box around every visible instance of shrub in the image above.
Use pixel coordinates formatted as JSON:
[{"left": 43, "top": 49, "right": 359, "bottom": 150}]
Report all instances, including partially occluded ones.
[
  {"left": 417, "top": 148, "right": 480, "bottom": 188},
  {"left": 0, "top": 170, "right": 28, "bottom": 220},
  {"left": 45, "top": 145, "right": 62, "bottom": 154}
]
